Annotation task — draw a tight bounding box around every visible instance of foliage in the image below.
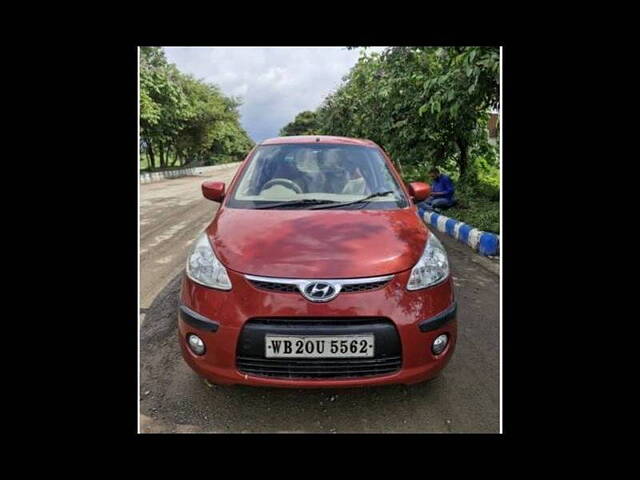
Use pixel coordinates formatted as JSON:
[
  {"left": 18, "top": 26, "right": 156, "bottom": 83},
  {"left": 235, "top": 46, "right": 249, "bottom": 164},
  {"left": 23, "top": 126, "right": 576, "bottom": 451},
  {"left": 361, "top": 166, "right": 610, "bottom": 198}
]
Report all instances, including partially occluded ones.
[
  {"left": 280, "top": 46, "right": 501, "bottom": 232},
  {"left": 447, "top": 198, "right": 500, "bottom": 234},
  {"left": 279, "top": 111, "right": 321, "bottom": 136},
  {"left": 312, "top": 46, "right": 499, "bottom": 179},
  {"left": 139, "top": 47, "right": 253, "bottom": 171}
]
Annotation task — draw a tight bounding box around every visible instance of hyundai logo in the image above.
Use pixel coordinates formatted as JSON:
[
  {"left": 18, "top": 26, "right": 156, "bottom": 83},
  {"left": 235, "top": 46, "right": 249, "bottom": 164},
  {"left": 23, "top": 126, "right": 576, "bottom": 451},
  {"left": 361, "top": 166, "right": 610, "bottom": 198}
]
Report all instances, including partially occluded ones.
[{"left": 301, "top": 281, "right": 340, "bottom": 302}]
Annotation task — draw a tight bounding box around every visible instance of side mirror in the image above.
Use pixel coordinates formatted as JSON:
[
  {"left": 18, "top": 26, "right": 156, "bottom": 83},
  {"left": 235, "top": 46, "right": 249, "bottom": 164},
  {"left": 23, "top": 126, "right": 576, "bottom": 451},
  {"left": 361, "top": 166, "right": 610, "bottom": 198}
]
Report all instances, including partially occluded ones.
[
  {"left": 408, "top": 182, "right": 430, "bottom": 203},
  {"left": 202, "top": 181, "right": 225, "bottom": 202}
]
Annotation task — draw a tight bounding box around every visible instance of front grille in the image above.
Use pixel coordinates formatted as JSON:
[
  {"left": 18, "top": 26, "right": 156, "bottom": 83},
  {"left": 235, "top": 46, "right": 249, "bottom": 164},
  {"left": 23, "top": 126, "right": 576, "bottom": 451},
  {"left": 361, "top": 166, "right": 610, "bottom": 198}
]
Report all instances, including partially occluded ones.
[
  {"left": 236, "top": 318, "right": 402, "bottom": 379},
  {"left": 249, "top": 280, "right": 298, "bottom": 293},
  {"left": 248, "top": 278, "right": 391, "bottom": 294},
  {"left": 341, "top": 280, "right": 389, "bottom": 292}
]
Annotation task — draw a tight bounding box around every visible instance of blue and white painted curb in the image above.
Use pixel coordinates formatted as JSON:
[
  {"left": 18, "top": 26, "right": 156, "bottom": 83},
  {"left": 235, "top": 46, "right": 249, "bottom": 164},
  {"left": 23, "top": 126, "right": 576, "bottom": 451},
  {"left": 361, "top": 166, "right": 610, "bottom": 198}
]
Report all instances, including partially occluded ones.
[{"left": 417, "top": 205, "right": 500, "bottom": 257}]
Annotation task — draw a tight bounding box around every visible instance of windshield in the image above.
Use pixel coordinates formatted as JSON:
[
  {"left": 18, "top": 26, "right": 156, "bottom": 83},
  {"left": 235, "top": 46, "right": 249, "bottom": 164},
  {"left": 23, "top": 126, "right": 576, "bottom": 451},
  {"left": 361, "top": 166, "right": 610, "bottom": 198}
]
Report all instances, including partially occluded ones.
[{"left": 226, "top": 144, "right": 408, "bottom": 210}]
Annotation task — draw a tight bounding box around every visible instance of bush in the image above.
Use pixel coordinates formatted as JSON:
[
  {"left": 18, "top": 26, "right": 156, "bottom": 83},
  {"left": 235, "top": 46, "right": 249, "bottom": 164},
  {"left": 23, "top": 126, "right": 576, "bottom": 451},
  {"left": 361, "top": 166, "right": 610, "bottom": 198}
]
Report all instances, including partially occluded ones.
[
  {"left": 401, "top": 163, "right": 429, "bottom": 183},
  {"left": 471, "top": 155, "right": 500, "bottom": 201},
  {"left": 449, "top": 158, "right": 500, "bottom": 233},
  {"left": 446, "top": 199, "right": 500, "bottom": 234}
]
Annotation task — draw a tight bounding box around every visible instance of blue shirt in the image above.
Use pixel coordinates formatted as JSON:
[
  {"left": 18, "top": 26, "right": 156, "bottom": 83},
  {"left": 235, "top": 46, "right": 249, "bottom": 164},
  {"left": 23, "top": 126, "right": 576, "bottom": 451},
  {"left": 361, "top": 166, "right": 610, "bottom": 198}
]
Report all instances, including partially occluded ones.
[{"left": 431, "top": 174, "right": 455, "bottom": 200}]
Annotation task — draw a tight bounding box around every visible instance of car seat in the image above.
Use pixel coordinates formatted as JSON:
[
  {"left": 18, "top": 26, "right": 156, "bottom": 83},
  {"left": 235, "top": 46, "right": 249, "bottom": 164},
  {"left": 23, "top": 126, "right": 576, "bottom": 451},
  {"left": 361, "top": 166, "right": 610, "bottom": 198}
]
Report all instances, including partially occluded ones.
[
  {"left": 322, "top": 149, "right": 350, "bottom": 193},
  {"left": 293, "top": 149, "right": 322, "bottom": 192},
  {"left": 341, "top": 176, "right": 369, "bottom": 195}
]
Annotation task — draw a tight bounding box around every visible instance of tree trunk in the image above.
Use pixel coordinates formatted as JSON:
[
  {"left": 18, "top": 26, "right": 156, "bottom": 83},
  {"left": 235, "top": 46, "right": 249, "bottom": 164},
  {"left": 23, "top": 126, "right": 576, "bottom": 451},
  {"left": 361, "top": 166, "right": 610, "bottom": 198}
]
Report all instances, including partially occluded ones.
[
  {"left": 147, "top": 141, "right": 156, "bottom": 171},
  {"left": 170, "top": 148, "right": 179, "bottom": 167},
  {"left": 159, "top": 144, "right": 166, "bottom": 169},
  {"left": 456, "top": 138, "right": 469, "bottom": 179}
]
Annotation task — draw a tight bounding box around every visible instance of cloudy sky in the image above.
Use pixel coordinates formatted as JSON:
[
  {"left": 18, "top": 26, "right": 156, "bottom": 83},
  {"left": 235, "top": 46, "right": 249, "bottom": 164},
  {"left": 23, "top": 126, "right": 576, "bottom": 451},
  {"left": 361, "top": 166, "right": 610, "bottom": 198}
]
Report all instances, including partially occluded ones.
[{"left": 164, "top": 47, "right": 386, "bottom": 143}]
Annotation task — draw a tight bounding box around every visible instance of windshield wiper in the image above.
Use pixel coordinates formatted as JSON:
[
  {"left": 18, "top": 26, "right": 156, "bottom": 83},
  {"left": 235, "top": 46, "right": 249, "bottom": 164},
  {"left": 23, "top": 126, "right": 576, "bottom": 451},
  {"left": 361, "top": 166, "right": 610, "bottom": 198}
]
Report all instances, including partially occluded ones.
[
  {"left": 254, "top": 198, "right": 340, "bottom": 210},
  {"left": 307, "top": 191, "right": 395, "bottom": 210}
]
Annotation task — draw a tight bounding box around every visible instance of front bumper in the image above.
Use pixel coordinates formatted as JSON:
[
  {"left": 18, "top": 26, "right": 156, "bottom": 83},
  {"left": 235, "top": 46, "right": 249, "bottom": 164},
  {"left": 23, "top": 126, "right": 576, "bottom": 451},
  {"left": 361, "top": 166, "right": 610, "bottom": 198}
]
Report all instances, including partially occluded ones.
[{"left": 178, "top": 268, "right": 457, "bottom": 388}]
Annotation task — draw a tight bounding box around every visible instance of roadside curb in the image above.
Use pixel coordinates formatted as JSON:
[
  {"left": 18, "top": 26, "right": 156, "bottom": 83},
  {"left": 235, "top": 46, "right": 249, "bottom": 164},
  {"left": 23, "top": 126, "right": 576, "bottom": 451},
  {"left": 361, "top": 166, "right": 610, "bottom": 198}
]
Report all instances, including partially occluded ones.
[
  {"left": 437, "top": 230, "right": 500, "bottom": 276},
  {"left": 140, "top": 162, "right": 241, "bottom": 184},
  {"left": 417, "top": 205, "right": 500, "bottom": 257}
]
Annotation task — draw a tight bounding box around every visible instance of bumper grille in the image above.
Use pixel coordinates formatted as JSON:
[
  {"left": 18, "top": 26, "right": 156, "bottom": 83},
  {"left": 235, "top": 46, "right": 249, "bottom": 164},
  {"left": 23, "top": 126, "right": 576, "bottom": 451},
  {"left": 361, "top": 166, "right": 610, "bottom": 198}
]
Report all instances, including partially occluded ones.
[
  {"left": 236, "top": 318, "right": 402, "bottom": 380},
  {"left": 236, "top": 355, "right": 401, "bottom": 378}
]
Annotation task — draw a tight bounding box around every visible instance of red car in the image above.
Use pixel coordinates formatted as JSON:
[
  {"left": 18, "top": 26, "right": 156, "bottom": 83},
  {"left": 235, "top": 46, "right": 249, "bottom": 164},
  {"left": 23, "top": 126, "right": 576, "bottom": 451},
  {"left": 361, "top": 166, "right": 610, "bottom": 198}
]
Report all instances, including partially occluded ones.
[{"left": 178, "top": 136, "right": 456, "bottom": 387}]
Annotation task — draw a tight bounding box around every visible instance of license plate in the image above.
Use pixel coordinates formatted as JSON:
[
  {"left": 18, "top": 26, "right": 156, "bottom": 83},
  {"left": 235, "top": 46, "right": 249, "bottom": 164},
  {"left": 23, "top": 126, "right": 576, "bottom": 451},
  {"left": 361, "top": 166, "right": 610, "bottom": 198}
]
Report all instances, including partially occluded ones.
[{"left": 265, "top": 335, "right": 374, "bottom": 358}]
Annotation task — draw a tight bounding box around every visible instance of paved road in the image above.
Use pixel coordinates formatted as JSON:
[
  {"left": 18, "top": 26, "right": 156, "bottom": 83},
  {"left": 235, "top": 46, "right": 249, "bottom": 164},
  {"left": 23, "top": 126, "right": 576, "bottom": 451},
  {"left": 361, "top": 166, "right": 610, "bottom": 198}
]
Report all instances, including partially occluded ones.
[
  {"left": 139, "top": 165, "right": 240, "bottom": 323},
  {"left": 139, "top": 167, "right": 500, "bottom": 433}
]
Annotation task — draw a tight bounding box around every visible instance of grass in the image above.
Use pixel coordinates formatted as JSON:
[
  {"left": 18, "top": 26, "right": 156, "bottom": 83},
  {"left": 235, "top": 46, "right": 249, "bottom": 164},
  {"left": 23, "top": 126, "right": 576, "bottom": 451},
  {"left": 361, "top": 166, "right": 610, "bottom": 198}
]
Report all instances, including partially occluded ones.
[{"left": 445, "top": 196, "right": 499, "bottom": 234}]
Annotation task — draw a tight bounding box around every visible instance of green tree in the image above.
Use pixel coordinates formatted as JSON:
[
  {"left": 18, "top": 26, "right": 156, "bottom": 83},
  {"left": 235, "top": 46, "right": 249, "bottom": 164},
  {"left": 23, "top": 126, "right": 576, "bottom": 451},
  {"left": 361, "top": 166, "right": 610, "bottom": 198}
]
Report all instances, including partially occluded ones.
[
  {"left": 413, "top": 46, "right": 499, "bottom": 178},
  {"left": 279, "top": 110, "right": 320, "bottom": 136},
  {"left": 139, "top": 47, "right": 192, "bottom": 170},
  {"left": 312, "top": 46, "right": 499, "bottom": 180},
  {"left": 139, "top": 47, "right": 254, "bottom": 171}
]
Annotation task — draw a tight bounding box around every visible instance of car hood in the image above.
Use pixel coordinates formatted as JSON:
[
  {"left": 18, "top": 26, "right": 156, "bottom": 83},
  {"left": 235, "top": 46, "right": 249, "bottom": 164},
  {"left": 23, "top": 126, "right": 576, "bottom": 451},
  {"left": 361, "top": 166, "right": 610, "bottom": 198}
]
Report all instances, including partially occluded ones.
[{"left": 208, "top": 207, "right": 429, "bottom": 278}]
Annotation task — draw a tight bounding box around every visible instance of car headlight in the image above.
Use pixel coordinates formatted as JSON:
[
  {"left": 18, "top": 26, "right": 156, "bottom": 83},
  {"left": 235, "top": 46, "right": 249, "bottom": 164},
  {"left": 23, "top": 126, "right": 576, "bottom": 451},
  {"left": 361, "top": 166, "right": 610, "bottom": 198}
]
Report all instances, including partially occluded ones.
[
  {"left": 186, "top": 232, "right": 232, "bottom": 290},
  {"left": 407, "top": 232, "right": 450, "bottom": 290}
]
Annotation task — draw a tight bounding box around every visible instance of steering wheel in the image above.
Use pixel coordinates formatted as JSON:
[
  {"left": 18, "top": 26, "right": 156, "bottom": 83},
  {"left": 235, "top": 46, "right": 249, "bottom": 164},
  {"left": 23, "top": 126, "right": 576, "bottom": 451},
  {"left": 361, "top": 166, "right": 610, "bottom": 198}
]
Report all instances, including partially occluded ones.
[{"left": 261, "top": 178, "right": 303, "bottom": 194}]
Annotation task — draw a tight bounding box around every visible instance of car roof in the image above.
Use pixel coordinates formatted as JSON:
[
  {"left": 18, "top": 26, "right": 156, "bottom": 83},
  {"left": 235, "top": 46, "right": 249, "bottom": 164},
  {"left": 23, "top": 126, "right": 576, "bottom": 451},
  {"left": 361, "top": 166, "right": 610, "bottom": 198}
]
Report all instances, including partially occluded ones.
[{"left": 260, "top": 135, "right": 378, "bottom": 147}]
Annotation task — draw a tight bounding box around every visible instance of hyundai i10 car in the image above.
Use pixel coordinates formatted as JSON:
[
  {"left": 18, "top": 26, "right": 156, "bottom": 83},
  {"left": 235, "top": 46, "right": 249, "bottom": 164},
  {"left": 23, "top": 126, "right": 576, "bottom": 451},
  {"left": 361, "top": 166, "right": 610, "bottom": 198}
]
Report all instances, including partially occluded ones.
[{"left": 178, "top": 135, "right": 456, "bottom": 387}]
